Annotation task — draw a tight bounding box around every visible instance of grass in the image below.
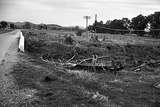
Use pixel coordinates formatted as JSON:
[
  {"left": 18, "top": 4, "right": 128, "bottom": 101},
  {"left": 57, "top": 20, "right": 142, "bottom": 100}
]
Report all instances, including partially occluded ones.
[
  {"left": 8, "top": 29, "right": 160, "bottom": 106},
  {"left": 10, "top": 52, "right": 121, "bottom": 107},
  {"left": 88, "top": 32, "right": 160, "bottom": 45},
  {"left": 11, "top": 52, "right": 160, "bottom": 107}
]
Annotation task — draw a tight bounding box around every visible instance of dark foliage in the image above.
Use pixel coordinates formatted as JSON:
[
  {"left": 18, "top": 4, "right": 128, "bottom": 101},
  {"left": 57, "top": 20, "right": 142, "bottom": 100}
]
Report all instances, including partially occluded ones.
[
  {"left": 147, "top": 12, "right": 160, "bottom": 38},
  {"left": 130, "top": 14, "right": 148, "bottom": 36},
  {"left": 89, "top": 11, "right": 160, "bottom": 38},
  {"left": 75, "top": 29, "right": 83, "bottom": 36},
  {"left": 64, "top": 36, "right": 74, "bottom": 45},
  {"left": 10, "top": 23, "right": 15, "bottom": 29},
  {"left": 23, "top": 22, "right": 32, "bottom": 29},
  {"left": 0, "top": 21, "right": 8, "bottom": 29}
]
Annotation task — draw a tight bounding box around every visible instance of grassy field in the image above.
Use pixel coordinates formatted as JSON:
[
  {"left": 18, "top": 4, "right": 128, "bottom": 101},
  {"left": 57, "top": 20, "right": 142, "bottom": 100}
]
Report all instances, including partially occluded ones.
[{"left": 9, "top": 29, "right": 160, "bottom": 107}]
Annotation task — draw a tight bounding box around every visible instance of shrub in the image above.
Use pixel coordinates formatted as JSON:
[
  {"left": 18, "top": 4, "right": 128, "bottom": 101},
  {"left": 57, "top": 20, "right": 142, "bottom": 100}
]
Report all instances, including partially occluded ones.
[
  {"left": 64, "top": 36, "right": 74, "bottom": 45},
  {"left": 76, "top": 30, "right": 83, "bottom": 36}
]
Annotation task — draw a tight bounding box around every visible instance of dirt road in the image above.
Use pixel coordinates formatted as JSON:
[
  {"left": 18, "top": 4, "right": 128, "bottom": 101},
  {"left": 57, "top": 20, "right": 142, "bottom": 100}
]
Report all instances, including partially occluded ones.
[
  {"left": 0, "top": 30, "right": 30, "bottom": 106},
  {"left": 0, "top": 30, "right": 37, "bottom": 106},
  {"left": 0, "top": 30, "right": 19, "bottom": 63}
]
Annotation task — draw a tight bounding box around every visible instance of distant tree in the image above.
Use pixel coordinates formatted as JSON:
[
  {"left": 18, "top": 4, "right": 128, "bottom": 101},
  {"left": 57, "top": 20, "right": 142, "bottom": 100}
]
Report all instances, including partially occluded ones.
[
  {"left": 10, "top": 23, "right": 15, "bottom": 29},
  {"left": 0, "top": 24, "right": 2, "bottom": 29},
  {"left": 23, "top": 22, "right": 31, "bottom": 29},
  {"left": 122, "top": 18, "right": 130, "bottom": 29},
  {"left": 109, "top": 20, "right": 124, "bottom": 29},
  {"left": 105, "top": 20, "right": 112, "bottom": 25},
  {"left": 92, "top": 20, "right": 106, "bottom": 33},
  {"left": 100, "top": 21, "right": 103, "bottom": 24},
  {"left": 0, "top": 21, "right": 8, "bottom": 29},
  {"left": 76, "top": 29, "right": 83, "bottom": 36},
  {"left": 64, "top": 36, "right": 74, "bottom": 45},
  {"left": 75, "top": 26, "right": 80, "bottom": 30},
  {"left": 74, "top": 26, "right": 84, "bottom": 36},
  {"left": 43, "top": 24, "right": 47, "bottom": 29},
  {"left": 147, "top": 12, "right": 160, "bottom": 38},
  {"left": 90, "top": 19, "right": 130, "bottom": 34},
  {"left": 130, "top": 14, "right": 148, "bottom": 36},
  {"left": 38, "top": 24, "right": 47, "bottom": 30},
  {"left": 88, "top": 25, "right": 94, "bottom": 32},
  {"left": 108, "top": 19, "right": 129, "bottom": 34},
  {"left": 38, "top": 24, "right": 42, "bottom": 30}
]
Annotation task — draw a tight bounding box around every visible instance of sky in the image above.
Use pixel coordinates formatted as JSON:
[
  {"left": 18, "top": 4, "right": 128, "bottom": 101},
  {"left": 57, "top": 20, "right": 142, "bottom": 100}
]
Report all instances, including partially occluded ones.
[{"left": 0, "top": 0, "right": 160, "bottom": 27}]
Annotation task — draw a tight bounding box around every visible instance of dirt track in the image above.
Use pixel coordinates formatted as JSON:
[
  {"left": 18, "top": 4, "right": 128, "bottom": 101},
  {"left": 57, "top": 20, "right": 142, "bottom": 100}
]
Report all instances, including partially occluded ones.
[
  {"left": 0, "top": 30, "right": 19, "bottom": 105},
  {"left": 0, "top": 30, "right": 36, "bottom": 106},
  {"left": 0, "top": 30, "right": 19, "bottom": 63}
]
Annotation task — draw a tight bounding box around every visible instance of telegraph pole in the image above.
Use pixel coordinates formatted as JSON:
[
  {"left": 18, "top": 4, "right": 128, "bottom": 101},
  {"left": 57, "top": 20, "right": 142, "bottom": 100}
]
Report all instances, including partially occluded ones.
[
  {"left": 95, "top": 14, "right": 97, "bottom": 22},
  {"left": 84, "top": 16, "right": 91, "bottom": 36},
  {"left": 84, "top": 16, "right": 91, "bottom": 30},
  {"left": 95, "top": 14, "right": 97, "bottom": 33}
]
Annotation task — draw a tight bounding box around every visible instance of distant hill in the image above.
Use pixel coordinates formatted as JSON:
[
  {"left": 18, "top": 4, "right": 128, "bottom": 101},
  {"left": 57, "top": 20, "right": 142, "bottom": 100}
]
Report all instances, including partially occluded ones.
[
  {"left": 6, "top": 21, "right": 62, "bottom": 29},
  {"left": 46, "top": 24, "right": 62, "bottom": 30},
  {"left": 2, "top": 21, "right": 84, "bottom": 31},
  {"left": 10, "top": 21, "right": 37, "bottom": 29}
]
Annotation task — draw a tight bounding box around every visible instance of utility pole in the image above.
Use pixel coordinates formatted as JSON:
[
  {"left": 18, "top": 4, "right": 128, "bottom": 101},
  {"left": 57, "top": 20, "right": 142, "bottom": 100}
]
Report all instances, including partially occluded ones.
[
  {"left": 95, "top": 14, "right": 97, "bottom": 22},
  {"left": 84, "top": 16, "right": 91, "bottom": 30},
  {"left": 84, "top": 16, "right": 91, "bottom": 36},
  {"left": 94, "top": 14, "right": 97, "bottom": 33}
]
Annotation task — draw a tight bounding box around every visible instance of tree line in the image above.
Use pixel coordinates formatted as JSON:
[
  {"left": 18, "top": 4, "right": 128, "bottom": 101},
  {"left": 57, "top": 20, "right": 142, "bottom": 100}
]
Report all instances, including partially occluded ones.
[
  {"left": 0, "top": 21, "right": 82, "bottom": 31},
  {"left": 88, "top": 11, "right": 160, "bottom": 38},
  {"left": 0, "top": 21, "right": 59, "bottom": 30}
]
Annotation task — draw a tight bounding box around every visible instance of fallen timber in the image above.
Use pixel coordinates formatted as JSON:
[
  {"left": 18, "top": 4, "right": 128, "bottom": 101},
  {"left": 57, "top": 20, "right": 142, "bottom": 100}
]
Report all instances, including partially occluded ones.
[
  {"left": 41, "top": 54, "right": 124, "bottom": 74},
  {"left": 64, "top": 56, "right": 124, "bottom": 74},
  {"left": 131, "top": 60, "right": 160, "bottom": 72}
]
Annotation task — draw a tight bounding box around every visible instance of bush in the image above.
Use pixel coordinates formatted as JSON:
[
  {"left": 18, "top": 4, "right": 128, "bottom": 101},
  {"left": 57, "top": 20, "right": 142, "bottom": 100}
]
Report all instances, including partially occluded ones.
[
  {"left": 64, "top": 36, "right": 74, "bottom": 45},
  {"left": 76, "top": 30, "right": 83, "bottom": 36}
]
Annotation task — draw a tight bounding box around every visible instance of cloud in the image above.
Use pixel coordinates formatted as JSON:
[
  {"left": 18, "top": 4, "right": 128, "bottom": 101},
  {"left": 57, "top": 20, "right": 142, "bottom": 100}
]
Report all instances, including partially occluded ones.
[
  {"left": 0, "top": 0, "right": 160, "bottom": 26},
  {"left": 36, "top": 0, "right": 89, "bottom": 10}
]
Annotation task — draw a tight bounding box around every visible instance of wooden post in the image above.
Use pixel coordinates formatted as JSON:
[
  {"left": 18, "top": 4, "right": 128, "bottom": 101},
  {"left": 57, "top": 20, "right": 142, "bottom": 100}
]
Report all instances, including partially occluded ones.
[{"left": 18, "top": 31, "right": 24, "bottom": 52}]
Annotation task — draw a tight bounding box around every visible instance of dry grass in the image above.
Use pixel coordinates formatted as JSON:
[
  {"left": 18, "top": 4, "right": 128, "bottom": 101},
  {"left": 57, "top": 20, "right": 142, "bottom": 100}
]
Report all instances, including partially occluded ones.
[
  {"left": 87, "top": 33, "right": 160, "bottom": 45},
  {"left": 11, "top": 52, "right": 160, "bottom": 107},
  {"left": 10, "top": 29, "right": 160, "bottom": 107},
  {"left": 10, "top": 52, "right": 121, "bottom": 107}
]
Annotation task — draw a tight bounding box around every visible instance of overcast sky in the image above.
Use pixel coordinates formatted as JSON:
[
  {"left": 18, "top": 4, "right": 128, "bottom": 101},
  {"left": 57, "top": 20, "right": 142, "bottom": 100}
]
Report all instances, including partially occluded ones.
[{"left": 0, "top": 0, "right": 160, "bottom": 26}]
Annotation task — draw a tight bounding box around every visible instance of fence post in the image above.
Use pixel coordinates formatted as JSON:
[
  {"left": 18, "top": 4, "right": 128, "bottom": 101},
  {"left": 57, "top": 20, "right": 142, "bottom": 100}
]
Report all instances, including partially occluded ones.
[{"left": 18, "top": 31, "right": 24, "bottom": 52}]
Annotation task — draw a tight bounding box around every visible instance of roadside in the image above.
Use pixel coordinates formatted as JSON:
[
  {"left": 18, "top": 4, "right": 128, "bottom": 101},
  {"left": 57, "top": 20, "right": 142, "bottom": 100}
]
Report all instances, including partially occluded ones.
[
  {"left": 1, "top": 29, "right": 160, "bottom": 106},
  {"left": 0, "top": 30, "right": 36, "bottom": 106},
  {"left": 0, "top": 30, "right": 19, "bottom": 62}
]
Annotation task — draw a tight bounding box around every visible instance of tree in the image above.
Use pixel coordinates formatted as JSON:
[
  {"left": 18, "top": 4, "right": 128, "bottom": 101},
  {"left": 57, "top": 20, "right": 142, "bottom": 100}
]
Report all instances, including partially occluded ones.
[
  {"left": 23, "top": 22, "right": 31, "bottom": 29},
  {"left": 38, "top": 24, "right": 47, "bottom": 30},
  {"left": 130, "top": 14, "right": 148, "bottom": 36},
  {"left": 92, "top": 20, "right": 106, "bottom": 33},
  {"left": 108, "top": 19, "right": 129, "bottom": 34},
  {"left": 0, "top": 24, "right": 2, "bottom": 29},
  {"left": 0, "top": 21, "right": 8, "bottom": 29},
  {"left": 64, "top": 36, "right": 74, "bottom": 45},
  {"left": 122, "top": 18, "right": 130, "bottom": 29},
  {"left": 10, "top": 23, "right": 15, "bottom": 29},
  {"left": 42, "top": 24, "right": 47, "bottom": 29},
  {"left": 105, "top": 20, "right": 112, "bottom": 25},
  {"left": 89, "top": 19, "right": 129, "bottom": 34},
  {"left": 147, "top": 12, "right": 160, "bottom": 38},
  {"left": 75, "top": 26, "right": 80, "bottom": 30}
]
